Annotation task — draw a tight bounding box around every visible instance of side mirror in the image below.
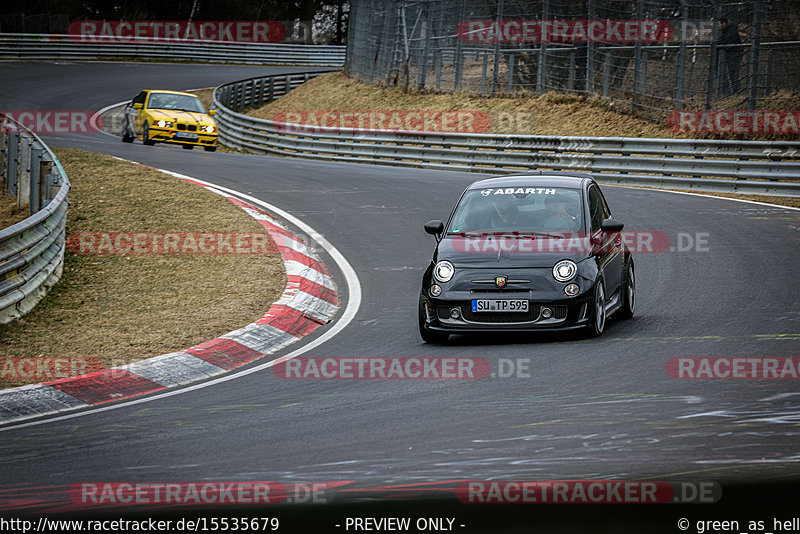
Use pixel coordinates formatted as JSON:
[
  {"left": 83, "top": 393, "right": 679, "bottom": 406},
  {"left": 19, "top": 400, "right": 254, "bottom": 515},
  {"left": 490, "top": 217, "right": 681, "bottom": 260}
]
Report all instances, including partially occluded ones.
[
  {"left": 208, "top": 109, "right": 217, "bottom": 116},
  {"left": 600, "top": 218, "right": 624, "bottom": 233},
  {"left": 424, "top": 220, "right": 444, "bottom": 240},
  {"left": 133, "top": 103, "right": 143, "bottom": 110}
]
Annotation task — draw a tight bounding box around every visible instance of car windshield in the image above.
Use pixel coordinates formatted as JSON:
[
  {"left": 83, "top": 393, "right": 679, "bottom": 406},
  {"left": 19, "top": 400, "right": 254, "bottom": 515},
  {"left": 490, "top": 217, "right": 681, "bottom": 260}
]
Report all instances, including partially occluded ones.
[
  {"left": 147, "top": 93, "right": 206, "bottom": 113},
  {"left": 448, "top": 186, "right": 584, "bottom": 234}
]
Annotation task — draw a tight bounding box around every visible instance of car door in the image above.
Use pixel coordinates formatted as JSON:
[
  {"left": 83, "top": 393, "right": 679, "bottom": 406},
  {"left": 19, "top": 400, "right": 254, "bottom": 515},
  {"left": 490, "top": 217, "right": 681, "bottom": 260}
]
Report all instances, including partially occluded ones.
[
  {"left": 129, "top": 91, "right": 147, "bottom": 136},
  {"left": 588, "top": 184, "right": 623, "bottom": 297}
]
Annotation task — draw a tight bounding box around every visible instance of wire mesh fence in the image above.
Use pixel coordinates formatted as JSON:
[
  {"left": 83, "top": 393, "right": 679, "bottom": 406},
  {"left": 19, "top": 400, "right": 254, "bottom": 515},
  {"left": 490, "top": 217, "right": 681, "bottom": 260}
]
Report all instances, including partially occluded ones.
[{"left": 345, "top": 0, "right": 800, "bottom": 125}]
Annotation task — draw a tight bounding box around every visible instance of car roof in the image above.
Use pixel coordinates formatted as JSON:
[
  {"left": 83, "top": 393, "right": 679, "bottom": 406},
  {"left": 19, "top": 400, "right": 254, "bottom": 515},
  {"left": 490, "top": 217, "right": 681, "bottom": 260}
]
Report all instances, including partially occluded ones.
[
  {"left": 466, "top": 172, "right": 592, "bottom": 190},
  {"left": 144, "top": 90, "right": 199, "bottom": 98}
]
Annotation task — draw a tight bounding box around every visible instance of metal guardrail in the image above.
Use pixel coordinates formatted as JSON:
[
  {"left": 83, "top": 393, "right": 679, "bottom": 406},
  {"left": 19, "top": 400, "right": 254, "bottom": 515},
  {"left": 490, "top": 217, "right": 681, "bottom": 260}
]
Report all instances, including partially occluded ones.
[
  {"left": 0, "top": 33, "right": 345, "bottom": 66},
  {"left": 0, "top": 118, "right": 70, "bottom": 324},
  {"left": 213, "top": 72, "right": 800, "bottom": 198}
]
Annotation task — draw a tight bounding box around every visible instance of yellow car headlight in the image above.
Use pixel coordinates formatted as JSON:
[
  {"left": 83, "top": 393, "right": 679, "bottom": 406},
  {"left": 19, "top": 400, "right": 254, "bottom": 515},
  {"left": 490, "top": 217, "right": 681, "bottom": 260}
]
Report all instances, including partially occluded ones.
[
  {"left": 156, "top": 119, "right": 173, "bottom": 128},
  {"left": 205, "top": 125, "right": 215, "bottom": 133}
]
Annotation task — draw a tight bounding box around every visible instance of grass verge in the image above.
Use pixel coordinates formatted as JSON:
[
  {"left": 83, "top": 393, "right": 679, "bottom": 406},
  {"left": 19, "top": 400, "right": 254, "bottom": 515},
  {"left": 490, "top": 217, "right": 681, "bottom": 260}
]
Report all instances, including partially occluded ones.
[{"left": 0, "top": 148, "right": 285, "bottom": 389}]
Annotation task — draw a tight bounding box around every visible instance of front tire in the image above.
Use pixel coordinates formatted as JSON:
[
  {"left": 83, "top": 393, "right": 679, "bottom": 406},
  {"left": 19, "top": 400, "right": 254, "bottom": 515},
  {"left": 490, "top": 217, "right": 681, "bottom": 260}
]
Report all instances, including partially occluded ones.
[
  {"left": 142, "top": 122, "right": 155, "bottom": 145},
  {"left": 418, "top": 300, "right": 449, "bottom": 343},
  {"left": 204, "top": 145, "right": 217, "bottom": 152},
  {"left": 585, "top": 278, "right": 606, "bottom": 337},
  {"left": 618, "top": 261, "right": 635, "bottom": 319},
  {"left": 121, "top": 121, "right": 134, "bottom": 143},
  {"left": 182, "top": 144, "right": 194, "bottom": 150}
]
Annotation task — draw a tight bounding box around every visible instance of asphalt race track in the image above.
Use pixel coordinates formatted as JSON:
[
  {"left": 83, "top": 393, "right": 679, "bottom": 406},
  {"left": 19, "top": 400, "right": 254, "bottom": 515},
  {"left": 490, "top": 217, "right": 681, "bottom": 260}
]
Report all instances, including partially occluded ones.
[{"left": 1, "top": 62, "right": 799, "bottom": 532}]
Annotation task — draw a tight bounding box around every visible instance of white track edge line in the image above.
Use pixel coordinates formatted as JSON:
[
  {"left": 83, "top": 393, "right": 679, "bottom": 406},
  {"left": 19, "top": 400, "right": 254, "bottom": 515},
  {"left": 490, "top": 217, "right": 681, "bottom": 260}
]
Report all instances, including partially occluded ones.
[{"left": 0, "top": 169, "right": 362, "bottom": 432}]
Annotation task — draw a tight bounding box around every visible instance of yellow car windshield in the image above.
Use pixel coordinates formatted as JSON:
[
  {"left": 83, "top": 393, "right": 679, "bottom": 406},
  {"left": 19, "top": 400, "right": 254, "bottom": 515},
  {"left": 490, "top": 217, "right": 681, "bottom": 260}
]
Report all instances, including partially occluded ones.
[{"left": 148, "top": 93, "right": 206, "bottom": 113}]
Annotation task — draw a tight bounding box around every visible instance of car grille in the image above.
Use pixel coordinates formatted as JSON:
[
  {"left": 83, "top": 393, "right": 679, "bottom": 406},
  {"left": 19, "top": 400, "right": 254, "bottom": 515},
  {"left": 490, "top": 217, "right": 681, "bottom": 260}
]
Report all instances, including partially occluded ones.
[
  {"left": 176, "top": 124, "right": 198, "bottom": 132},
  {"left": 462, "top": 306, "right": 541, "bottom": 323},
  {"left": 440, "top": 304, "right": 567, "bottom": 323}
]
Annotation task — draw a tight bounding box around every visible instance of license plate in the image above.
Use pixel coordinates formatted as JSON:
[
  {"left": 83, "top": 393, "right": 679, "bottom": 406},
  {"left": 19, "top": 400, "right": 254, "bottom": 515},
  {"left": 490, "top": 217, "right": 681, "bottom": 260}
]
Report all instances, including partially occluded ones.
[
  {"left": 174, "top": 132, "right": 198, "bottom": 141},
  {"left": 471, "top": 299, "right": 528, "bottom": 312}
]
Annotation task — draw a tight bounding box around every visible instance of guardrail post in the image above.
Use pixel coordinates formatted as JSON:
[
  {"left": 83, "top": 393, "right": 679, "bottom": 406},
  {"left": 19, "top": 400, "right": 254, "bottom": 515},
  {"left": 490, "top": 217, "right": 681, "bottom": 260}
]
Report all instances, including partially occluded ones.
[
  {"left": 237, "top": 82, "right": 245, "bottom": 110},
  {"left": 268, "top": 76, "right": 275, "bottom": 102},
  {"left": 17, "top": 136, "right": 31, "bottom": 208},
  {"left": 246, "top": 80, "right": 255, "bottom": 107},
  {"left": 256, "top": 78, "right": 265, "bottom": 106},
  {"left": 0, "top": 130, "right": 6, "bottom": 187},
  {"left": 29, "top": 147, "right": 43, "bottom": 214},
  {"left": 6, "top": 133, "right": 18, "bottom": 196},
  {"left": 284, "top": 74, "right": 291, "bottom": 96},
  {"left": 45, "top": 171, "right": 60, "bottom": 205}
]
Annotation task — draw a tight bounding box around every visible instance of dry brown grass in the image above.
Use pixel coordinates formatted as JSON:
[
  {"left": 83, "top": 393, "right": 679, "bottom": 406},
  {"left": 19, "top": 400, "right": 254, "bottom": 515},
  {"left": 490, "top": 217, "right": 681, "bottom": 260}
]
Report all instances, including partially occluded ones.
[
  {"left": 0, "top": 190, "right": 28, "bottom": 228},
  {"left": 0, "top": 148, "right": 285, "bottom": 389},
  {"left": 246, "top": 71, "right": 682, "bottom": 138}
]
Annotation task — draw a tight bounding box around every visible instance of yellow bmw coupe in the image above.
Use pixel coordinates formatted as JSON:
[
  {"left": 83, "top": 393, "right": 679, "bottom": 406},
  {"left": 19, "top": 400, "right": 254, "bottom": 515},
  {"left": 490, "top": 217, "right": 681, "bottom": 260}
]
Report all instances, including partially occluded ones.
[{"left": 122, "top": 89, "right": 218, "bottom": 151}]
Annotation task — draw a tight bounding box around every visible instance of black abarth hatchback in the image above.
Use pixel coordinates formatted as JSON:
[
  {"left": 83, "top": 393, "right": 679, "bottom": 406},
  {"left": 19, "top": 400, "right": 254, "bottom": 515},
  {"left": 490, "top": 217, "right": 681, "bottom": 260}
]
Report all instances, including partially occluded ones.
[{"left": 419, "top": 172, "right": 635, "bottom": 342}]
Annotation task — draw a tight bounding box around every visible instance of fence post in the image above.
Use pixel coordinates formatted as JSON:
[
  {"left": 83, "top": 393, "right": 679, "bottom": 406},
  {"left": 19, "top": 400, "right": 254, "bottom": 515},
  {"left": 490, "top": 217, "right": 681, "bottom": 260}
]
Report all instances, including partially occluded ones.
[
  {"left": 747, "top": 0, "right": 763, "bottom": 111},
  {"left": 454, "top": 0, "right": 465, "bottom": 91},
  {"left": 480, "top": 50, "right": 488, "bottom": 93},
  {"left": 764, "top": 46, "right": 773, "bottom": 96},
  {"left": 673, "top": 3, "right": 689, "bottom": 111},
  {"left": 417, "top": 2, "right": 431, "bottom": 90},
  {"left": 602, "top": 51, "right": 611, "bottom": 98},
  {"left": 268, "top": 76, "right": 275, "bottom": 102},
  {"left": 586, "top": 0, "right": 596, "bottom": 94},
  {"left": 491, "top": 0, "right": 504, "bottom": 94},
  {"left": 705, "top": 5, "right": 721, "bottom": 109},
  {"left": 507, "top": 53, "right": 516, "bottom": 92},
  {"left": 632, "top": 0, "right": 643, "bottom": 113},
  {"left": 536, "top": 0, "right": 549, "bottom": 94}
]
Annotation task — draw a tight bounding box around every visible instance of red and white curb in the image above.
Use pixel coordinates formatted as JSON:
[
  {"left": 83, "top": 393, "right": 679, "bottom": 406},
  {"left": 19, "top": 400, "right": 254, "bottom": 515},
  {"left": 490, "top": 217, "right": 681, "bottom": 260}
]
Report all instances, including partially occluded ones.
[{"left": 0, "top": 163, "right": 341, "bottom": 425}]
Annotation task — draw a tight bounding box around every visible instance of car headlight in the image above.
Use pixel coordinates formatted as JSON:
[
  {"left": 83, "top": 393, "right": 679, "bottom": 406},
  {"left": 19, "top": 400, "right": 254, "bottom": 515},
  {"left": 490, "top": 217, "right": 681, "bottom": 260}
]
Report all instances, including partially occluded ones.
[
  {"left": 433, "top": 260, "right": 455, "bottom": 283},
  {"left": 205, "top": 125, "right": 215, "bottom": 133},
  {"left": 553, "top": 260, "right": 578, "bottom": 282},
  {"left": 156, "top": 120, "right": 173, "bottom": 128}
]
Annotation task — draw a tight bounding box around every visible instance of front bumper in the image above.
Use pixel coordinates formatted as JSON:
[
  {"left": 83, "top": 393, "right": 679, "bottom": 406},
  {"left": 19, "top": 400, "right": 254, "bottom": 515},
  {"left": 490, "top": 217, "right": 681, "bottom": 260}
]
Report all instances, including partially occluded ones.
[
  {"left": 147, "top": 126, "right": 218, "bottom": 147},
  {"left": 420, "top": 265, "right": 597, "bottom": 333},
  {"left": 420, "top": 294, "right": 592, "bottom": 333}
]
